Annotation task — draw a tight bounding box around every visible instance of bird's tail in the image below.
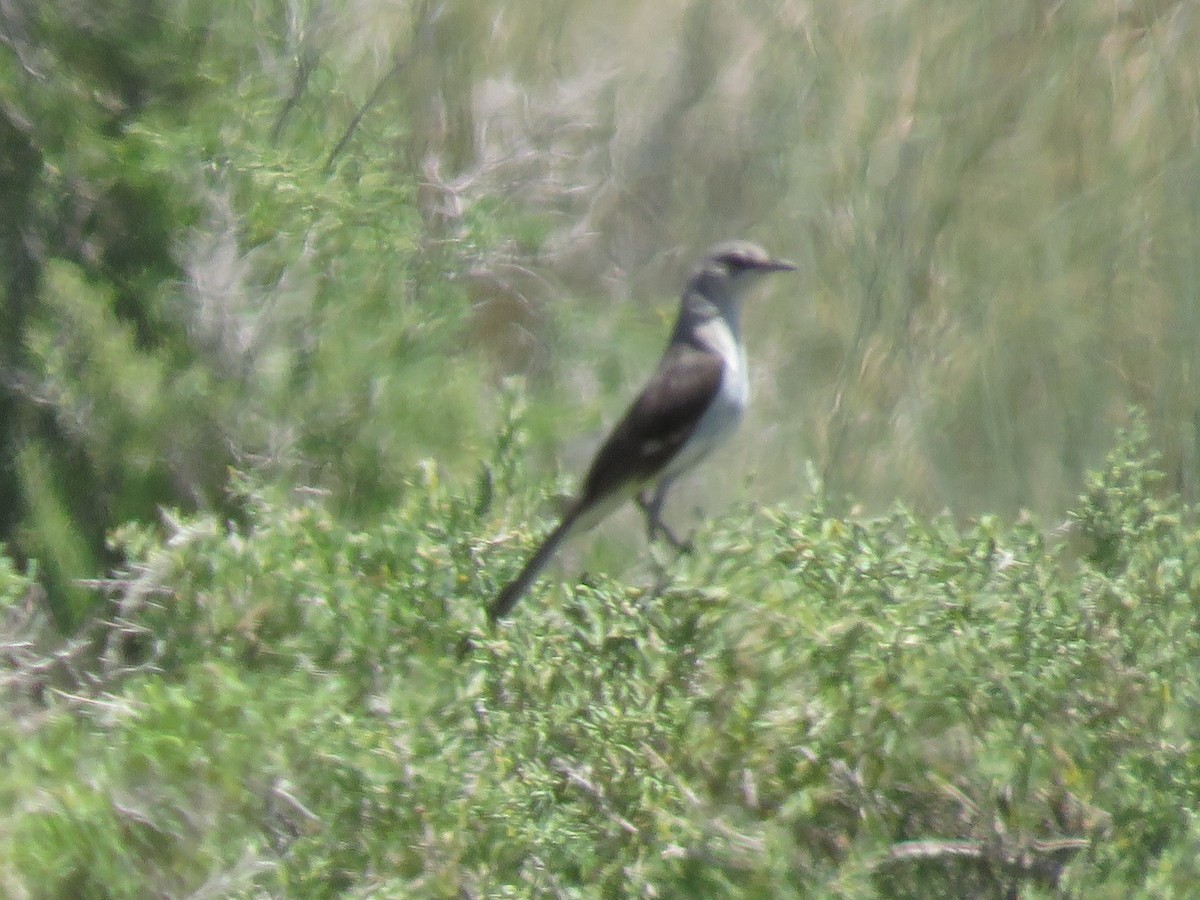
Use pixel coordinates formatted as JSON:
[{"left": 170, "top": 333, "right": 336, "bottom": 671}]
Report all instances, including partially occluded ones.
[{"left": 487, "top": 510, "right": 581, "bottom": 623}]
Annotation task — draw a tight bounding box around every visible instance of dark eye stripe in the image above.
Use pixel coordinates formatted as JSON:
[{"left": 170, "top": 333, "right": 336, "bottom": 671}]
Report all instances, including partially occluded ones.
[{"left": 721, "top": 252, "right": 762, "bottom": 271}]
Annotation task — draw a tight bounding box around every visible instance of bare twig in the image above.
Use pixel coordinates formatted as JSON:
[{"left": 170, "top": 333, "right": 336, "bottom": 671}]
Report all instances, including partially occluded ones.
[
  {"left": 873, "top": 835, "right": 1091, "bottom": 879},
  {"left": 322, "top": 0, "right": 437, "bottom": 175},
  {"left": 550, "top": 757, "right": 640, "bottom": 836},
  {"left": 271, "top": 46, "right": 320, "bottom": 144}
]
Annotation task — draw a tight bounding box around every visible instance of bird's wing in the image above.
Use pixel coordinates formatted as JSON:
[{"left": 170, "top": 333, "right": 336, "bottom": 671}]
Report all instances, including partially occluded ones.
[{"left": 577, "top": 343, "right": 724, "bottom": 508}]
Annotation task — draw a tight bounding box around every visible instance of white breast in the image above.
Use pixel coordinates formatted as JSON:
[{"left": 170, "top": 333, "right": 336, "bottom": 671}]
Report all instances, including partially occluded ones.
[{"left": 659, "top": 317, "right": 749, "bottom": 482}]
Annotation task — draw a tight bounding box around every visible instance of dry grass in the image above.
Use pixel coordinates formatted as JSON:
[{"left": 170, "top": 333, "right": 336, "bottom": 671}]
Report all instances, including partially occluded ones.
[{"left": 390, "top": 0, "right": 1200, "bottom": 520}]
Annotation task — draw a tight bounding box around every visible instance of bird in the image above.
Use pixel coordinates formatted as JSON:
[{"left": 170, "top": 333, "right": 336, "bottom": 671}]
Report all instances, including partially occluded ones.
[{"left": 488, "top": 240, "right": 796, "bottom": 623}]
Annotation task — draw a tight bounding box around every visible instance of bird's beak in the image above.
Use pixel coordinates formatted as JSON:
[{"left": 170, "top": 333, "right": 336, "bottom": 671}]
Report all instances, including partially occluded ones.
[{"left": 760, "top": 258, "right": 797, "bottom": 273}]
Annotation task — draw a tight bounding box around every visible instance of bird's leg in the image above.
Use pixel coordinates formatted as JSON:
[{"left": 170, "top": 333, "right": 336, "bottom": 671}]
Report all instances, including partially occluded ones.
[{"left": 636, "top": 480, "right": 693, "bottom": 553}]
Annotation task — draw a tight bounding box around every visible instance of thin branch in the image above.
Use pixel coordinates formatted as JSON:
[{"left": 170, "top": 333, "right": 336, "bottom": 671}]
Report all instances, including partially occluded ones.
[
  {"left": 872, "top": 835, "right": 1091, "bottom": 877},
  {"left": 550, "top": 757, "right": 640, "bottom": 836},
  {"left": 322, "top": 0, "right": 437, "bottom": 175},
  {"left": 271, "top": 46, "right": 320, "bottom": 144}
]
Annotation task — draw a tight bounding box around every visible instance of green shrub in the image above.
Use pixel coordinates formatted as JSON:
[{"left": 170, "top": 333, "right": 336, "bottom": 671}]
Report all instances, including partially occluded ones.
[{"left": 1, "top": 424, "right": 1198, "bottom": 896}]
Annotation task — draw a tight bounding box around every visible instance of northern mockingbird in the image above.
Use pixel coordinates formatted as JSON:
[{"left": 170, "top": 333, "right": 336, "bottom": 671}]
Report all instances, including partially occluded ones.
[{"left": 488, "top": 240, "right": 795, "bottom": 623}]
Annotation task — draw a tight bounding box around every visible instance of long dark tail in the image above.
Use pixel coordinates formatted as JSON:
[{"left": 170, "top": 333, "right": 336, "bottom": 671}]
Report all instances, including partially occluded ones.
[{"left": 488, "top": 510, "right": 581, "bottom": 623}]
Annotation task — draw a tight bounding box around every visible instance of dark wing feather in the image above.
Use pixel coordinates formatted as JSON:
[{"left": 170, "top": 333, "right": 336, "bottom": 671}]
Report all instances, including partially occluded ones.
[{"left": 578, "top": 343, "right": 723, "bottom": 507}]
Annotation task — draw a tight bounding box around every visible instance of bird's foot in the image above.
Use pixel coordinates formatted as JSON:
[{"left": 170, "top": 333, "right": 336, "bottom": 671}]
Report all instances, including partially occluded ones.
[
  {"left": 655, "top": 520, "right": 694, "bottom": 554},
  {"left": 636, "top": 492, "right": 694, "bottom": 554}
]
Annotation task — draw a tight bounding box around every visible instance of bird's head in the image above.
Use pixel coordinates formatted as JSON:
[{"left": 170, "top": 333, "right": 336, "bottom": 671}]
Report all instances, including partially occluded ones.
[{"left": 692, "top": 240, "right": 797, "bottom": 299}]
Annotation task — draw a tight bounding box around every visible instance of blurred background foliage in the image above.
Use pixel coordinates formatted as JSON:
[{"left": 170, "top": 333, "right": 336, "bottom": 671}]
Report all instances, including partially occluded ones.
[{"left": 2, "top": 0, "right": 1199, "bottom": 625}]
